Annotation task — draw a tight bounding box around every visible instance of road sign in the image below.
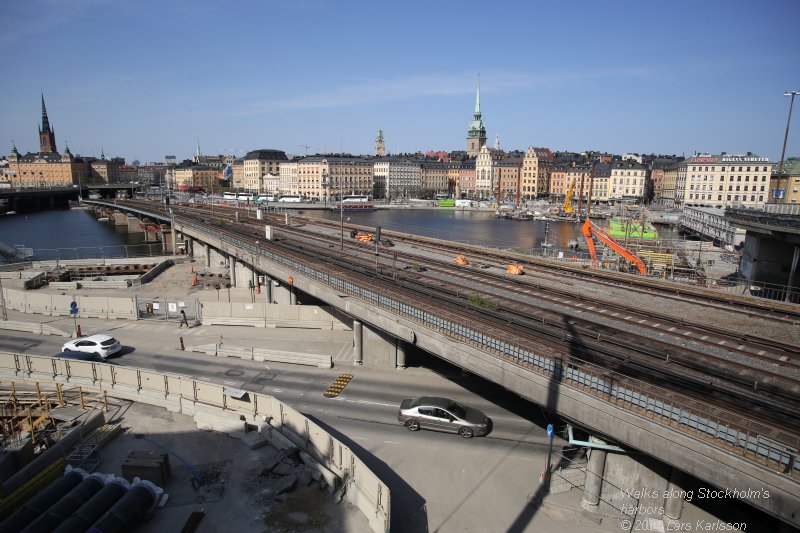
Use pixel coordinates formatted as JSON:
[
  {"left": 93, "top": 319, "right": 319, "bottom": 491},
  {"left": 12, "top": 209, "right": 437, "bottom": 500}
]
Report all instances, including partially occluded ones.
[
  {"left": 546, "top": 424, "right": 554, "bottom": 441},
  {"left": 69, "top": 301, "right": 78, "bottom": 315}
]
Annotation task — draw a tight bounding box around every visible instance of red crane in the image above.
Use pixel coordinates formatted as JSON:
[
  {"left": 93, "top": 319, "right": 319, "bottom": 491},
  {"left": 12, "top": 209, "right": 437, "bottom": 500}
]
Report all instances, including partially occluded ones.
[{"left": 581, "top": 219, "right": 647, "bottom": 275}]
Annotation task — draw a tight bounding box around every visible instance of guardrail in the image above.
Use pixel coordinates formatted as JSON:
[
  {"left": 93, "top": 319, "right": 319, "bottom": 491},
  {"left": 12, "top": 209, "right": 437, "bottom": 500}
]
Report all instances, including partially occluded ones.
[
  {"left": 176, "top": 217, "right": 800, "bottom": 480},
  {"left": 0, "top": 353, "right": 389, "bottom": 532}
]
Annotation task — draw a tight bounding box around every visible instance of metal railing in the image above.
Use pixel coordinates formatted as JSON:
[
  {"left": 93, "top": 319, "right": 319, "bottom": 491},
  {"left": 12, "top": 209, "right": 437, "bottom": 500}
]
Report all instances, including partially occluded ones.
[{"left": 179, "top": 217, "right": 800, "bottom": 479}]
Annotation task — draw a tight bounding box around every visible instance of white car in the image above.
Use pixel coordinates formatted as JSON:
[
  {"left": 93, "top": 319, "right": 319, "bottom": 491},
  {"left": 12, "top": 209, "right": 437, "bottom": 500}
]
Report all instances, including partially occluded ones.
[{"left": 62, "top": 334, "right": 121, "bottom": 359}]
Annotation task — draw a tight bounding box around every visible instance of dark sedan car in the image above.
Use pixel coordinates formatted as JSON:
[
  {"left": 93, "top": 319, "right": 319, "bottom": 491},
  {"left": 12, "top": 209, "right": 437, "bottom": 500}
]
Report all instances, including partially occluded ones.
[{"left": 397, "top": 397, "right": 491, "bottom": 438}]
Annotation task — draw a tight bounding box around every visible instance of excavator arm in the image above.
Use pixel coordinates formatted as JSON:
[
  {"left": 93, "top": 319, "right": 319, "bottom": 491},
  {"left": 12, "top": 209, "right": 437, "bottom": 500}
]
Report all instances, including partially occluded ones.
[{"left": 581, "top": 219, "right": 647, "bottom": 275}]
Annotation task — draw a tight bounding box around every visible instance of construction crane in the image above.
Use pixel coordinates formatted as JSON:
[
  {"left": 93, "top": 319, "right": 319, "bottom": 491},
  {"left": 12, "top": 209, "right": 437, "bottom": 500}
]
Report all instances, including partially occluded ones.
[
  {"left": 560, "top": 180, "right": 576, "bottom": 215},
  {"left": 581, "top": 219, "right": 647, "bottom": 275},
  {"left": 298, "top": 144, "right": 310, "bottom": 156}
]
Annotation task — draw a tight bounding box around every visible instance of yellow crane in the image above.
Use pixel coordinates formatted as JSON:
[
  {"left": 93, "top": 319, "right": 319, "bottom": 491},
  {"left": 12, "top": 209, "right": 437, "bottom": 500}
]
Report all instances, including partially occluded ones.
[{"left": 561, "top": 180, "right": 576, "bottom": 215}]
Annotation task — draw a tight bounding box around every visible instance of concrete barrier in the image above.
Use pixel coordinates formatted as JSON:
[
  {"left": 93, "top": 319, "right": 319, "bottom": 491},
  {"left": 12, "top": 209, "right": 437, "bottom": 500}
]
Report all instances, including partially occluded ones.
[
  {"left": 199, "top": 302, "right": 350, "bottom": 330},
  {"left": 1, "top": 288, "right": 137, "bottom": 321},
  {"left": 187, "top": 343, "right": 332, "bottom": 368},
  {"left": 0, "top": 320, "right": 70, "bottom": 337},
  {"left": 0, "top": 352, "right": 390, "bottom": 533}
]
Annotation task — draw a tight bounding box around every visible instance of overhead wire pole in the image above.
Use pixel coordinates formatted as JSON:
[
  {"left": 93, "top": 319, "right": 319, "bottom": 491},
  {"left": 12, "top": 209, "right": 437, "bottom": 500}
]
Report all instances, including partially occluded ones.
[{"left": 778, "top": 90, "right": 800, "bottom": 176}]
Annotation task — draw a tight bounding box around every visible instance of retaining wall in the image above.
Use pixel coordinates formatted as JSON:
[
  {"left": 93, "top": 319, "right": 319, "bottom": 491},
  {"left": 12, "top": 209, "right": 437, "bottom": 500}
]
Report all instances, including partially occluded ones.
[
  {"left": 200, "top": 302, "right": 351, "bottom": 330},
  {"left": 0, "top": 352, "right": 390, "bottom": 533}
]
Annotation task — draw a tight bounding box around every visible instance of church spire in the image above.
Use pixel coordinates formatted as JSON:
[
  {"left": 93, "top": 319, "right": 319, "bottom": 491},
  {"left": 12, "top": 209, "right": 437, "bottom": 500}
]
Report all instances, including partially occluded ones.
[
  {"left": 475, "top": 74, "right": 481, "bottom": 115},
  {"left": 466, "top": 74, "right": 487, "bottom": 158},
  {"left": 38, "top": 93, "right": 57, "bottom": 153}
]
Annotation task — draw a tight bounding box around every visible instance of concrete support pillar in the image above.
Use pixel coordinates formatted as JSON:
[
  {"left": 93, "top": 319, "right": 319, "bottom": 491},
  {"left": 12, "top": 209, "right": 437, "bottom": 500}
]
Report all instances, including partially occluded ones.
[
  {"left": 170, "top": 226, "right": 177, "bottom": 254},
  {"left": 289, "top": 283, "right": 297, "bottom": 305},
  {"left": 229, "top": 254, "right": 237, "bottom": 287},
  {"left": 353, "top": 320, "right": 363, "bottom": 365},
  {"left": 581, "top": 436, "right": 607, "bottom": 512},
  {"left": 205, "top": 245, "right": 211, "bottom": 268},
  {"left": 265, "top": 276, "right": 273, "bottom": 304},
  {"left": 662, "top": 468, "right": 687, "bottom": 525},
  {"left": 396, "top": 339, "right": 406, "bottom": 369}
]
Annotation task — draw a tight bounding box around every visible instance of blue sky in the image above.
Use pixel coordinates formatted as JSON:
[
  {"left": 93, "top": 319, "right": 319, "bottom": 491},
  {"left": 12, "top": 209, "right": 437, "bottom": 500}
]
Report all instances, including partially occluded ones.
[{"left": 2, "top": 0, "right": 798, "bottom": 164}]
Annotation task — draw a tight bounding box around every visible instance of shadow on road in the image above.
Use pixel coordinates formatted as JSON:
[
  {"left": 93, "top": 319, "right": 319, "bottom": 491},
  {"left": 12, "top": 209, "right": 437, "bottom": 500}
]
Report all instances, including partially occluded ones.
[{"left": 305, "top": 413, "right": 429, "bottom": 533}]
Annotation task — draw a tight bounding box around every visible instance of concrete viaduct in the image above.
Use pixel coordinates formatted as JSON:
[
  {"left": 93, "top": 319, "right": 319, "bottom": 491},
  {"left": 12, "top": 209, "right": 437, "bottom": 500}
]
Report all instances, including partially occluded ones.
[{"left": 86, "top": 200, "right": 800, "bottom": 530}]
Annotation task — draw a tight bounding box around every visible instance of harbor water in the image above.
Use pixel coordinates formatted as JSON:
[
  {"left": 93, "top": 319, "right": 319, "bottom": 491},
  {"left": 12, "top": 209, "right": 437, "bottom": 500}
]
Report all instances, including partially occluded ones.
[{"left": 0, "top": 205, "right": 683, "bottom": 263}]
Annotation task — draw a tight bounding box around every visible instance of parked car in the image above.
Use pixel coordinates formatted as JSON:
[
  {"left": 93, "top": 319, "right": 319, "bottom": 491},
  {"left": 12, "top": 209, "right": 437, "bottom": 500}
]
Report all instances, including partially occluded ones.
[
  {"left": 397, "top": 397, "right": 491, "bottom": 438},
  {"left": 61, "top": 334, "right": 121, "bottom": 359}
]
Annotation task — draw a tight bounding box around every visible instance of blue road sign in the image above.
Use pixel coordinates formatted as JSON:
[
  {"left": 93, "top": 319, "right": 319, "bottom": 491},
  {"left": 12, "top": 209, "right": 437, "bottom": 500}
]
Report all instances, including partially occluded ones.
[
  {"left": 546, "top": 424, "right": 554, "bottom": 441},
  {"left": 70, "top": 301, "right": 78, "bottom": 315}
]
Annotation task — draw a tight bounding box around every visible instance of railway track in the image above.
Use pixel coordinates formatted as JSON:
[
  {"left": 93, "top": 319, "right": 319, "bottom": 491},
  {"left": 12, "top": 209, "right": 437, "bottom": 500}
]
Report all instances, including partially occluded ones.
[{"left": 121, "top": 200, "right": 800, "bottom": 432}]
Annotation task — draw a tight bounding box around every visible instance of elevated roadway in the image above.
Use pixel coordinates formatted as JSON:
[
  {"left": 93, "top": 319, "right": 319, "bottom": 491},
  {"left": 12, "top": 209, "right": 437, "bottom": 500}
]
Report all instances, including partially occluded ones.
[{"left": 85, "top": 199, "right": 800, "bottom": 528}]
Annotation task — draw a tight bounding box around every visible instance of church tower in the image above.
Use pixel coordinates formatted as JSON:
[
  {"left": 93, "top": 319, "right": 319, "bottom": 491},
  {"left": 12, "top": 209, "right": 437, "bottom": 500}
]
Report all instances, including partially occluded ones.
[
  {"left": 375, "top": 129, "right": 385, "bottom": 157},
  {"left": 466, "top": 76, "right": 486, "bottom": 158},
  {"left": 39, "top": 94, "right": 57, "bottom": 153}
]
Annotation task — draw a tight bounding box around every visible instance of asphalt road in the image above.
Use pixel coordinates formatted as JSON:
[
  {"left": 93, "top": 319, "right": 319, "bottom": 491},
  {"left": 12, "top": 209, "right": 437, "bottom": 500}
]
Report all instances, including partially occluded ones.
[{"left": 0, "top": 326, "right": 604, "bottom": 533}]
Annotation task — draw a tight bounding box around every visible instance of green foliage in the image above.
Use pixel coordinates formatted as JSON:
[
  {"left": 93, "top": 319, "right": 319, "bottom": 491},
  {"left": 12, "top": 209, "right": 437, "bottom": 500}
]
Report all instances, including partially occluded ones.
[{"left": 469, "top": 292, "right": 498, "bottom": 311}]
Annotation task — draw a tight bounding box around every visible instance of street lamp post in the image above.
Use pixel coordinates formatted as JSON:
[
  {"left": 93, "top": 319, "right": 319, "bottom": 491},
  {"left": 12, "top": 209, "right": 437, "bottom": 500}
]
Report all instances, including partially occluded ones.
[
  {"left": 340, "top": 187, "right": 345, "bottom": 250},
  {"left": 778, "top": 90, "right": 800, "bottom": 175}
]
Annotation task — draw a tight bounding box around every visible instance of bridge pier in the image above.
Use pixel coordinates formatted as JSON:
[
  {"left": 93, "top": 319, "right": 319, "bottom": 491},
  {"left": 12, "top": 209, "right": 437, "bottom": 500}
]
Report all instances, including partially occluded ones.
[
  {"left": 662, "top": 468, "right": 687, "bottom": 526},
  {"left": 581, "top": 436, "right": 607, "bottom": 512},
  {"left": 229, "top": 254, "right": 237, "bottom": 287},
  {"left": 209, "top": 247, "right": 226, "bottom": 268},
  {"left": 264, "top": 276, "right": 273, "bottom": 304},
  {"left": 360, "top": 324, "right": 407, "bottom": 368},
  {"left": 353, "top": 320, "right": 363, "bottom": 365}
]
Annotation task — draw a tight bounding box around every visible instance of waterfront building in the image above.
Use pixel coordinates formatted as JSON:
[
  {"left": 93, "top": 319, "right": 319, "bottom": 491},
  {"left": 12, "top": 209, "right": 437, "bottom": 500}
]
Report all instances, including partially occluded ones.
[
  {"left": 770, "top": 157, "right": 800, "bottom": 204},
  {"left": 5, "top": 96, "right": 94, "bottom": 188},
  {"left": 173, "top": 164, "right": 222, "bottom": 191},
  {"left": 242, "top": 149, "right": 288, "bottom": 192},
  {"left": 495, "top": 157, "right": 523, "bottom": 204},
  {"left": 231, "top": 158, "right": 245, "bottom": 190},
  {"left": 279, "top": 160, "right": 299, "bottom": 196},
  {"left": 679, "top": 153, "right": 773, "bottom": 208},
  {"left": 549, "top": 165, "right": 569, "bottom": 199},
  {"left": 466, "top": 77, "right": 487, "bottom": 157},
  {"left": 421, "top": 160, "right": 448, "bottom": 197},
  {"left": 609, "top": 161, "right": 648, "bottom": 204},
  {"left": 373, "top": 157, "right": 421, "bottom": 200},
  {"left": 658, "top": 162, "right": 681, "bottom": 207},
  {"left": 567, "top": 165, "right": 592, "bottom": 206},
  {"left": 591, "top": 162, "right": 611, "bottom": 203},
  {"left": 295, "top": 156, "right": 373, "bottom": 201},
  {"left": 475, "top": 145, "right": 499, "bottom": 198},
  {"left": 521, "top": 147, "right": 554, "bottom": 200},
  {"left": 446, "top": 160, "right": 475, "bottom": 199}
]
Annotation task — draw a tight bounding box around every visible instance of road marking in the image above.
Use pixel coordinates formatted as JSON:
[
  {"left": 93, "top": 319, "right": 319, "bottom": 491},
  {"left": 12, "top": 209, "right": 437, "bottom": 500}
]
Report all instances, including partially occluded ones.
[
  {"left": 383, "top": 440, "right": 401, "bottom": 444},
  {"left": 224, "top": 381, "right": 239, "bottom": 385},
  {"left": 272, "top": 389, "right": 282, "bottom": 392}
]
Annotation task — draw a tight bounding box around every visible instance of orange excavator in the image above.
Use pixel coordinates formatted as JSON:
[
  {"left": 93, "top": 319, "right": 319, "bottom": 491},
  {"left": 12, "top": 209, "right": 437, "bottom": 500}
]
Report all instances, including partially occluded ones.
[{"left": 581, "top": 219, "right": 647, "bottom": 275}]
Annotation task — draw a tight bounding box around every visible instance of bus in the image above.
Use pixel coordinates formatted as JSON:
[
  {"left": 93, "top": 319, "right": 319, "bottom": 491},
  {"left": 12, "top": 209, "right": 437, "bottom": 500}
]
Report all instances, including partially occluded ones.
[
  {"left": 237, "top": 192, "right": 256, "bottom": 201},
  {"left": 342, "top": 195, "right": 370, "bottom": 203},
  {"left": 223, "top": 192, "right": 237, "bottom": 200},
  {"left": 258, "top": 193, "right": 276, "bottom": 202},
  {"left": 278, "top": 194, "right": 303, "bottom": 203}
]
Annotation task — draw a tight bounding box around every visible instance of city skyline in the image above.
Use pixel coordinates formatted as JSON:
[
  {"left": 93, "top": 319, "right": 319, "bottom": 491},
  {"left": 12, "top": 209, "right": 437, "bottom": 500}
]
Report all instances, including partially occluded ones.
[{"left": 1, "top": 0, "right": 798, "bottom": 164}]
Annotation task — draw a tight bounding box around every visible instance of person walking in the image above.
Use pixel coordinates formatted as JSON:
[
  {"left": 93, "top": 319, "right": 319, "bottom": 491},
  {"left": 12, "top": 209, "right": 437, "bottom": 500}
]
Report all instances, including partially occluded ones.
[{"left": 179, "top": 309, "right": 189, "bottom": 328}]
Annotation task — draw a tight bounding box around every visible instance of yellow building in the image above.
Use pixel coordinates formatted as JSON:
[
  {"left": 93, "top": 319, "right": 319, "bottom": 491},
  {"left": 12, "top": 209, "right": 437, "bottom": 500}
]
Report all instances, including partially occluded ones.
[
  {"left": 5, "top": 96, "right": 92, "bottom": 188},
  {"left": 521, "top": 147, "right": 553, "bottom": 200}
]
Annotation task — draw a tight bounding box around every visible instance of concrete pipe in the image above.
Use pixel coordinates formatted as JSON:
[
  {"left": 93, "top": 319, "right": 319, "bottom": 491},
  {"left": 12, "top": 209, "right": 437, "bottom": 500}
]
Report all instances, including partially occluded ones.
[
  {"left": 0, "top": 469, "right": 85, "bottom": 531},
  {"left": 21, "top": 473, "right": 109, "bottom": 533},
  {"left": 51, "top": 479, "right": 129, "bottom": 533},
  {"left": 89, "top": 481, "right": 160, "bottom": 533}
]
